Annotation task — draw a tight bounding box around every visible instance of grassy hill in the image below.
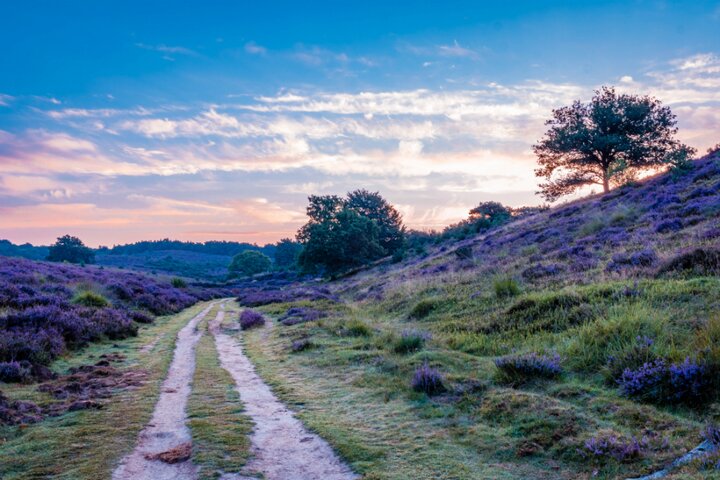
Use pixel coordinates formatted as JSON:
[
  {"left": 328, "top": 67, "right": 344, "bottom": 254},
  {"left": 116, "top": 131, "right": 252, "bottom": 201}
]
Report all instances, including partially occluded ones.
[
  {"left": 95, "top": 249, "right": 233, "bottom": 281},
  {"left": 237, "top": 154, "right": 720, "bottom": 479}
]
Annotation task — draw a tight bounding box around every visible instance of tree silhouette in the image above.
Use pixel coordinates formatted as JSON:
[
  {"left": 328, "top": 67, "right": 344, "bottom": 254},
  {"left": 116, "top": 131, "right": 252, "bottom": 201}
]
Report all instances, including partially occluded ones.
[{"left": 534, "top": 86, "right": 695, "bottom": 201}]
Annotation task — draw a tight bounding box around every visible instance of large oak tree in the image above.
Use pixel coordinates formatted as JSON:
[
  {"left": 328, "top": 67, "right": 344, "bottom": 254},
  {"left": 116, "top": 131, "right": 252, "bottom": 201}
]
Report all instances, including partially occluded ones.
[{"left": 534, "top": 86, "right": 695, "bottom": 201}]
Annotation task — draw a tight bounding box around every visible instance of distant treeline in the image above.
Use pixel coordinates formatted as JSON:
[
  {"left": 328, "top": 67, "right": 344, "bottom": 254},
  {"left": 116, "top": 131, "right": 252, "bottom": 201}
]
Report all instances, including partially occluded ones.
[
  {"left": 98, "top": 239, "right": 276, "bottom": 258},
  {"left": 0, "top": 239, "right": 49, "bottom": 261}
]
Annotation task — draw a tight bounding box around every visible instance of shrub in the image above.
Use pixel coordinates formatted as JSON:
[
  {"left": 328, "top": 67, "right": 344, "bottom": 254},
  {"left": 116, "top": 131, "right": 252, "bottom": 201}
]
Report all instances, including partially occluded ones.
[
  {"left": 239, "top": 309, "right": 265, "bottom": 330},
  {"left": 279, "top": 307, "right": 326, "bottom": 326},
  {"left": 703, "top": 424, "right": 720, "bottom": 446},
  {"left": 229, "top": 250, "right": 272, "bottom": 278},
  {"left": 493, "top": 277, "right": 520, "bottom": 298},
  {"left": 411, "top": 363, "right": 445, "bottom": 395},
  {"left": 291, "top": 339, "right": 313, "bottom": 352},
  {"left": 606, "top": 248, "right": 658, "bottom": 272},
  {"left": 393, "top": 329, "right": 431, "bottom": 354},
  {"left": 495, "top": 352, "right": 562, "bottom": 385},
  {"left": 522, "top": 263, "right": 563, "bottom": 280},
  {"left": 654, "top": 219, "right": 683, "bottom": 233},
  {"left": 582, "top": 433, "right": 646, "bottom": 463},
  {"left": 617, "top": 356, "right": 712, "bottom": 406},
  {"left": 617, "top": 359, "right": 668, "bottom": 402},
  {"left": 72, "top": 291, "right": 110, "bottom": 308},
  {"left": 657, "top": 248, "right": 720, "bottom": 277},
  {"left": 409, "top": 298, "right": 439, "bottom": 319},
  {"left": 605, "top": 335, "right": 658, "bottom": 384},
  {"left": 344, "top": 319, "right": 371, "bottom": 337},
  {"left": 0, "top": 361, "right": 32, "bottom": 383},
  {"left": 170, "top": 277, "right": 187, "bottom": 288}
]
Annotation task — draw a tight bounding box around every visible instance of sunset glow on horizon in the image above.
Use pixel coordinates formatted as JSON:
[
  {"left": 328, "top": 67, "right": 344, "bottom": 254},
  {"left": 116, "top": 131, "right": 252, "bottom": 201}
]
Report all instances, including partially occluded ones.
[{"left": 1, "top": 1, "right": 719, "bottom": 247}]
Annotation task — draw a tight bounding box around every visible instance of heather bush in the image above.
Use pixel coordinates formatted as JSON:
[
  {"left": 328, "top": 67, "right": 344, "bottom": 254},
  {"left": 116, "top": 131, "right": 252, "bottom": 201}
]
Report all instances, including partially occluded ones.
[
  {"left": 0, "top": 361, "right": 32, "bottom": 383},
  {"left": 393, "top": 329, "right": 431, "bottom": 354},
  {"left": 72, "top": 291, "right": 110, "bottom": 308},
  {"left": 617, "top": 356, "right": 713, "bottom": 406},
  {"left": 606, "top": 248, "right": 657, "bottom": 272},
  {"left": 493, "top": 277, "right": 520, "bottom": 298},
  {"left": 239, "top": 309, "right": 265, "bottom": 330},
  {"left": 582, "top": 433, "right": 646, "bottom": 463},
  {"left": 290, "top": 339, "right": 313, "bottom": 352},
  {"left": 703, "top": 424, "right": 720, "bottom": 446},
  {"left": 411, "top": 363, "right": 445, "bottom": 395},
  {"left": 654, "top": 218, "right": 683, "bottom": 234},
  {"left": 495, "top": 352, "right": 562, "bottom": 385},
  {"left": 605, "top": 336, "right": 658, "bottom": 384},
  {"left": 657, "top": 248, "right": 720, "bottom": 277},
  {"left": 279, "top": 307, "right": 326, "bottom": 326}
]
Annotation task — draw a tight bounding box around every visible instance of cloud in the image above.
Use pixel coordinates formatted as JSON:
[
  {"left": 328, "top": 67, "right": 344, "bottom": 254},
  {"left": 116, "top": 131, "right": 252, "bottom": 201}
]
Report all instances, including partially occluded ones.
[
  {"left": 437, "top": 40, "right": 480, "bottom": 59},
  {"left": 135, "top": 43, "right": 198, "bottom": 60},
  {"left": 0, "top": 94, "right": 15, "bottom": 106},
  {"left": 244, "top": 41, "right": 267, "bottom": 55}
]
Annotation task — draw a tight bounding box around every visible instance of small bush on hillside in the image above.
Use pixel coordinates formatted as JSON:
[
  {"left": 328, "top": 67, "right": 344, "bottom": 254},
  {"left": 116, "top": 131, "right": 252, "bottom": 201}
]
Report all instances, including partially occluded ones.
[
  {"left": 291, "top": 339, "right": 313, "bottom": 352},
  {"left": 495, "top": 352, "right": 562, "bottom": 385},
  {"left": 344, "top": 319, "right": 372, "bottom": 337},
  {"left": 170, "top": 277, "right": 187, "bottom": 288},
  {"left": 654, "top": 219, "right": 683, "bottom": 234},
  {"left": 494, "top": 277, "right": 520, "bottom": 298},
  {"left": 606, "top": 249, "right": 658, "bottom": 272},
  {"left": 704, "top": 424, "right": 720, "bottom": 446},
  {"left": 522, "top": 263, "right": 563, "bottom": 280},
  {"left": 582, "top": 433, "right": 646, "bottom": 463},
  {"left": 72, "top": 291, "right": 110, "bottom": 308},
  {"left": 409, "top": 298, "right": 440, "bottom": 319},
  {"left": 617, "top": 356, "right": 712, "bottom": 406},
  {"left": 393, "top": 329, "right": 431, "bottom": 354},
  {"left": 411, "top": 363, "right": 445, "bottom": 395},
  {"left": 239, "top": 309, "right": 265, "bottom": 330},
  {"left": 657, "top": 248, "right": 720, "bottom": 277},
  {"left": 0, "top": 361, "right": 32, "bottom": 383},
  {"left": 605, "top": 335, "right": 658, "bottom": 384}
]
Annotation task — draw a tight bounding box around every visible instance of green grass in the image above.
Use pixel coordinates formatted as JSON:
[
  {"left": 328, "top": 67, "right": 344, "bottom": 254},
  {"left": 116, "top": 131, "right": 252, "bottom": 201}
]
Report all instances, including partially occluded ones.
[
  {"left": 187, "top": 303, "right": 253, "bottom": 480},
  {"left": 0, "top": 300, "right": 216, "bottom": 480},
  {"left": 236, "top": 276, "right": 720, "bottom": 479}
]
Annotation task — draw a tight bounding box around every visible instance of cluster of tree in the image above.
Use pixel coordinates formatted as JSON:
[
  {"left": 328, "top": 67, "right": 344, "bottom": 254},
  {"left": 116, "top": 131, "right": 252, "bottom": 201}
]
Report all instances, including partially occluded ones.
[
  {"left": 441, "top": 202, "right": 548, "bottom": 241},
  {"left": 0, "top": 240, "right": 49, "bottom": 261},
  {"left": 296, "top": 190, "right": 406, "bottom": 275},
  {"left": 47, "top": 235, "right": 95, "bottom": 264},
  {"left": 103, "top": 239, "right": 276, "bottom": 258}
]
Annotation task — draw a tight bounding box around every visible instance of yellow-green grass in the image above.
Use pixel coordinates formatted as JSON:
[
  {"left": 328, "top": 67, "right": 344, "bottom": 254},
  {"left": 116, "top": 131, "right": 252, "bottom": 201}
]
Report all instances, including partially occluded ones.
[
  {"left": 188, "top": 302, "right": 253, "bottom": 480},
  {"left": 0, "top": 300, "right": 218, "bottom": 480},
  {"left": 239, "top": 277, "right": 720, "bottom": 479}
]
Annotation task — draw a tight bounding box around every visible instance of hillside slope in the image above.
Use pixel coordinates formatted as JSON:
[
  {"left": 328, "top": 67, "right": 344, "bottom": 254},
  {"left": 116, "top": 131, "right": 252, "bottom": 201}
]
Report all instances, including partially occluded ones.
[{"left": 236, "top": 154, "right": 720, "bottom": 479}]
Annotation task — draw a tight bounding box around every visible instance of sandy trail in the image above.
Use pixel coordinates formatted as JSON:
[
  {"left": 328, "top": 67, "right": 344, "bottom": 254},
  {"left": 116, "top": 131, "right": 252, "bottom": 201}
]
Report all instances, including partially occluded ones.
[
  {"left": 113, "top": 302, "right": 217, "bottom": 480},
  {"left": 210, "top": 305, "right": 358, "bottom": 480}
]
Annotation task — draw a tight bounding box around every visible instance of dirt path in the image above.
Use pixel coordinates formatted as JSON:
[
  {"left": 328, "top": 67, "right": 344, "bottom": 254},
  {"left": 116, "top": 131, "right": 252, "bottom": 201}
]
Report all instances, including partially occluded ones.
[
  {"left": 112, "top": 302, "right": 217, "bottom": 480},
  {"left": 210, "top": 305, "right": 358, "bottom": 480}
]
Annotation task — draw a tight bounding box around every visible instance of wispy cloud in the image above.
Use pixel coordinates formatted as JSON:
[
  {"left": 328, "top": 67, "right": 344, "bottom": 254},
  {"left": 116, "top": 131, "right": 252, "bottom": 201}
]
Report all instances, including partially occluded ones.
[
  {"left": 0, "top": 94, "right": 14, "bottom": 106},
  {"left": 135, "top": 43, "right": 199, "bottom": 60},
  {"left": 244, "top": 41, "right": 267, "bottom": 55}
]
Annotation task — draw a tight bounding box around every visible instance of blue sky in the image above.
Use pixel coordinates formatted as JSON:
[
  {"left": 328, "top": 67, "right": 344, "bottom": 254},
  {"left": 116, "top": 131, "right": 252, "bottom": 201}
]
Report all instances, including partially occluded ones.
[{"left": 1, "top": 1, "right": 719, "bottom": 246}]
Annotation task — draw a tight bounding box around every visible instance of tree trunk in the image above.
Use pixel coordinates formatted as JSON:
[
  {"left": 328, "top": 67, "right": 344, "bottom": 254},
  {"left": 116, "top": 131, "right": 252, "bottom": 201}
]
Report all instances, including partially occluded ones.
[{"left": 602, "top": 169, "right": 610, "bottom": 193}]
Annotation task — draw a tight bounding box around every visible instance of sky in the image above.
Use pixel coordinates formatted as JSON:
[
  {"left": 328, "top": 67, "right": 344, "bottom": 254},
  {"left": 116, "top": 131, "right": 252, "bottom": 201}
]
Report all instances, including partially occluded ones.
[{"left": 0, "top": 1, "right": 719, "bottom": 247}]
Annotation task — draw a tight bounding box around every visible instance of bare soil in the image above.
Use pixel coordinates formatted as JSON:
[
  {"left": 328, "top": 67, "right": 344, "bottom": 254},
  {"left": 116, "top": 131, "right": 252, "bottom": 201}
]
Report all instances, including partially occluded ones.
[
  {"left": 210, "top": 305, "right": 358, "bottom": 480},
  {"left": 112, "top": 302, "right": 216, "bottom": 480}
]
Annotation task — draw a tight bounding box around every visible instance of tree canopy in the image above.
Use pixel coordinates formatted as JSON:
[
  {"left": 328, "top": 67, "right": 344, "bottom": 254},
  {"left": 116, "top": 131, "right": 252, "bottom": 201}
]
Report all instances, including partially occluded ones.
[
  {"left": 47, "top": 235, "right": 95, "bottom": 264},
  {"left": 534, "top": 86, "right": 695, "bottom": 201},
  {"left": 273, "top": 238, "right": 302, "bottom": 270},
  {"left": 296, "top": 190, "right": 405, "bottom": 275},
  {"left": 228, "top": 250, "right": 271, "bottom": 277}
]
